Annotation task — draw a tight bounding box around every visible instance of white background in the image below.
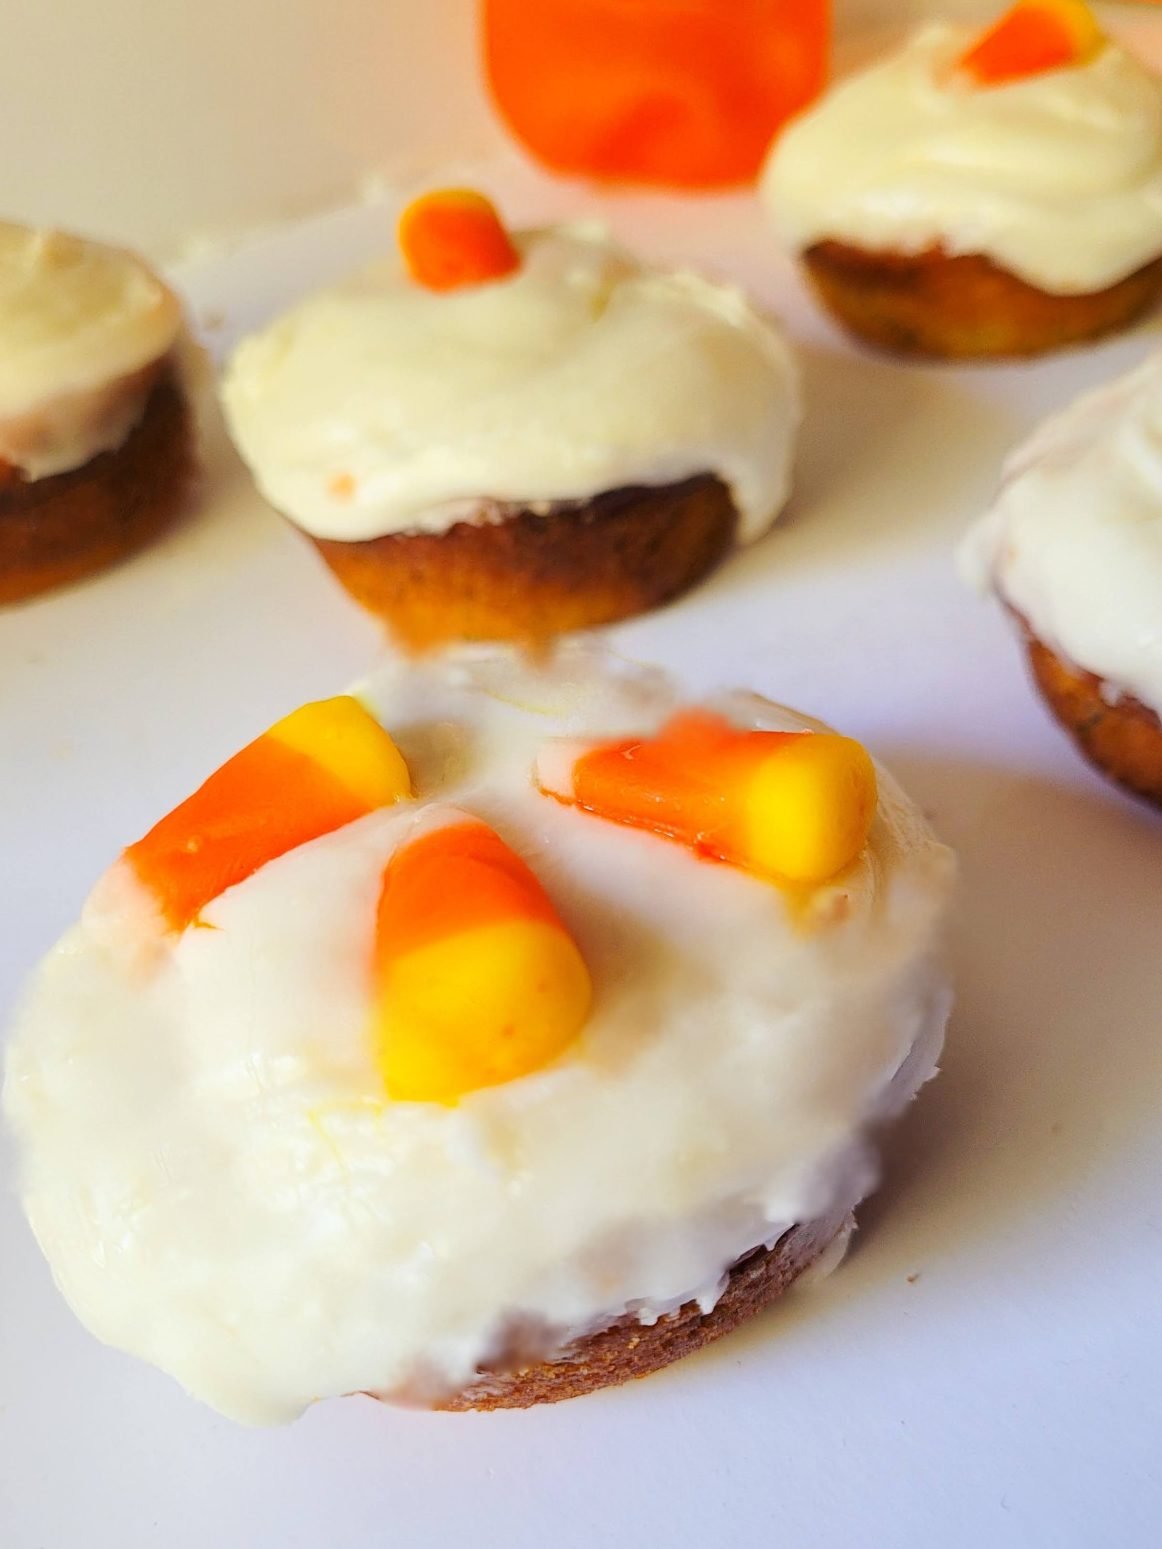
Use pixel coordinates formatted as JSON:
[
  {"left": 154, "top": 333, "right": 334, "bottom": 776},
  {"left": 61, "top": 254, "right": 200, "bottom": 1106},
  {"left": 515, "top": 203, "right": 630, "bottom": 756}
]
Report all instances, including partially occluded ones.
[
  {"left": 2, "top": 10, "right": 1162, "bottom": 1548},
  {"left": 0, "top": 0, "right": 1000, "bottom": 253}
]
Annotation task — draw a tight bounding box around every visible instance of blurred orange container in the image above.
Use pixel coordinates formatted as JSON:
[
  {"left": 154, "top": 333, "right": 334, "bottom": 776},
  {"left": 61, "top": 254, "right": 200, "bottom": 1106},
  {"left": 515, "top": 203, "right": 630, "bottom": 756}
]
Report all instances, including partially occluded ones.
[{"left": 481, "top": 0, "right": 830, "bottom": 189}]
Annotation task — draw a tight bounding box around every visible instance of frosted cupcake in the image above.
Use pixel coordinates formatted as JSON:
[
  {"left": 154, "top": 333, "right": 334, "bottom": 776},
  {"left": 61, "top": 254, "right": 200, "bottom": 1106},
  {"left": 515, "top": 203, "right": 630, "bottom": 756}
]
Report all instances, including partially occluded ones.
[
  {"left": 221, "top": 190, "right": 799, "bottom": 648},
  {"left": 962, "top": 354, "right": 1162, "bottom": 806},
  {"left": 0, "top": 222, "right": 195, "bottom": 601},
  {"left": 4, "top": 650, "right": 954, "bottom": 1421},
  {"left": 762, "top": 2, "right": 1162, "bottom": 359}
]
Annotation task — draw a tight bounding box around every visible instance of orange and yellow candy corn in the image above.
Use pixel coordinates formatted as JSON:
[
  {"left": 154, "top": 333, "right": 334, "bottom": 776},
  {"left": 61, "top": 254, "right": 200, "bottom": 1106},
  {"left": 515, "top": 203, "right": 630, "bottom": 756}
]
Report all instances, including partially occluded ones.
[
  {"left": 125, "top": 696, "right": 411, "bottom": 930},
  {"left": 482, "top": 0, "right": 828, "bottom": 189},
  {"left": 373, "top": 818, "right": 591, "bottom": 1104},
  {"left": 397, "top": 189, "right": 521, "bottom": 293},
  {"left": 957, "top": 0, "right": 1103, "bottom": 88},
  {"left": 536, "top": 710, "right": 877, "bottom": 886}
]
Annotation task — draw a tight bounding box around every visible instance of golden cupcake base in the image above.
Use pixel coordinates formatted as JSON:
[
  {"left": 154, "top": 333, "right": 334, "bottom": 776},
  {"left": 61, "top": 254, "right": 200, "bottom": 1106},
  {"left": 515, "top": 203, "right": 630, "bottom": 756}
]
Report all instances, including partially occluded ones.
[
  {"left": 310, "top": 472, "right": 738, "bottom": 650},
  {"left": 1020, "top": 621, "right": 1162, "bottom": 809},
  {"left": 802, "top": 242, "right": 1162, "bottom": 360}
]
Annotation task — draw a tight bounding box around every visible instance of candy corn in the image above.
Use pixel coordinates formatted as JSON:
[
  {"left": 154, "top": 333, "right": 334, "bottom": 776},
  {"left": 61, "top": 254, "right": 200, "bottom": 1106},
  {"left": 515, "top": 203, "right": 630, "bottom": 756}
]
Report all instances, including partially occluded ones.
[
  {"left": 535, "top": 710, "right": 877, "bottom": 885},
  {"left": 482, "top": 0, "right": 828, "bottom": 188},
  {"left": 125, "top": 696, "right": 411, "bottom": 930},
  {"left": 957, "top": 0, "right": 1103, "bottom": 88},
  {"left": 397, "top": 189, "right": 521, "bottom": 293},
  {"left": 373, "top": 817, "right": 591, "bottom": 1104}
]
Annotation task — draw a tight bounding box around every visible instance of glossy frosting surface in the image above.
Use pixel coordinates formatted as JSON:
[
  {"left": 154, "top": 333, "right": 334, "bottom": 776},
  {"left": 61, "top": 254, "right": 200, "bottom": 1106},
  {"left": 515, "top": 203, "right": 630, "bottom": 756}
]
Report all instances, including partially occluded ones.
[
  {"left": 961, "top": 352, "right": 1162, "bottom": 716},
  {"left": 762, "top": 25, "right": 1162, "bottom": 295},
  {"left": 220, "top": 225, "right": 799, "bottom": 542},
  {"left": 3, "top": 652, "right": 953, "bottom": 1424}
]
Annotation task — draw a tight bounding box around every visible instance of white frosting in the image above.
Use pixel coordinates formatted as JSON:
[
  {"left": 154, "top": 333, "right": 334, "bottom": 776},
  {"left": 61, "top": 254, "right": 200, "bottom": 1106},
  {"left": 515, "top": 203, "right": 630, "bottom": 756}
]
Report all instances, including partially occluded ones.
[
  {"left": 960, "top": 352, "right": 1162, "bottom": 717},
  {"left": 0, "top": 223, "right": 183, "bottom": 477},
  {"left": 761, "top": 25, "right": 1162, "bottom": 295},
  {"left": 219, "top": 225, "right": 799, "bottom": 542},
  {"left": 3, "top": 650, "right": 953, "bottom": 1425}
]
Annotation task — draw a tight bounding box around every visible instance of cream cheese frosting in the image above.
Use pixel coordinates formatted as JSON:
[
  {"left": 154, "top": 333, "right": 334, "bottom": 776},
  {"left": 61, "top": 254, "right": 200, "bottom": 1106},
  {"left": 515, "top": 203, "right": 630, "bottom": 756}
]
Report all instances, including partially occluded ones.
[
  {"left": 219, "top": 225, "right": 799, "bottom": 543},
  {"left": 3, "top": 650, "right": 953, "bottom": 1425},
  {"left": 761, "top": 24, "right": 1162, "bottom": 296},
  {"left": 960, "top": 352, "right": 1162, "bottom": 717},
  {"left": 0, "top": 223, "right": 183, "bottom": 478}
]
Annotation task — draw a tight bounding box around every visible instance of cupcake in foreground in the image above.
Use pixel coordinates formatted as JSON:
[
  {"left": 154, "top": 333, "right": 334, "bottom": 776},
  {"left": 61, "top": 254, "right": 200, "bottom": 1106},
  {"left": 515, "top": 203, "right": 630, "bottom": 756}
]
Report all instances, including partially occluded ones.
[
  {"left": 761, "top": 1, "right": 1162, "bottom": 359},
  {"left": 961, "top": 354, "right": 1162, "bottom": 806},
  {"left": 0, "top": 221, "right": 195, "bottom": 602},
  {"left": 221, "top": 190, "right": 799, "bottom": 648},
  {"left": 3, "top": 650, "right": 953, "bottom": 1423}
]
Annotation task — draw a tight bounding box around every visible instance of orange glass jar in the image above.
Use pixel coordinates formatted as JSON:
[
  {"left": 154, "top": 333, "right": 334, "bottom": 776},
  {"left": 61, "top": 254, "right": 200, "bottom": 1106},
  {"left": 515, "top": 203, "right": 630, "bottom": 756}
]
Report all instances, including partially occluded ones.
[{"left": 481, "top": 0, "right": 830, "bottom": 189}]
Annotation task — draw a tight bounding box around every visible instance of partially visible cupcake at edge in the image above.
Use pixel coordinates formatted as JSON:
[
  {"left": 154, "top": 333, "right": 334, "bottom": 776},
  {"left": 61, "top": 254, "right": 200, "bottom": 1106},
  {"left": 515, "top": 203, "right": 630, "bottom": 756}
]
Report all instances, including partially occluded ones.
[
  {"left": 761, "top": 1, "right": 1162, "bottom": 359},
  {"left": 0, "top": 221, "right": 197, "bottom": 602},
  {"left": 961, "top": 352, "right": 1162, "bottom": 807},
  {"left": 221, "top": 189, "right": 799, "bottom": 648}
]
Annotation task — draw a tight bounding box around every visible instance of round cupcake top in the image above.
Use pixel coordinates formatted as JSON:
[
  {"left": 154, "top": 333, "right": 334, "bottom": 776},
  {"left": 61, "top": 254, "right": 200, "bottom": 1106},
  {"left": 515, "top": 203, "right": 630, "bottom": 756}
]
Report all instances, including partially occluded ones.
[
  {"left": 0, "top": 223, "right": 183, "bottom": 477},
  {"left": 3, "top": 651, "right": 953, "bottom": 1423},
  {"left": 761, "top": 12, "right": 1162, "bottom": 295},
  {"left": 961, "top": 352, "right": 1162, "bottom": 718},
  {"left": 220, "top": 209, "right": 799, "bottom": 544}
]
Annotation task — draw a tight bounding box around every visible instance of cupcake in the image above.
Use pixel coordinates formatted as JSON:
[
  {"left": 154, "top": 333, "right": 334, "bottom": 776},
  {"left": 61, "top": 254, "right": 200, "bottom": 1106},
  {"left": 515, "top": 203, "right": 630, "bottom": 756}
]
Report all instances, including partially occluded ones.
[
  {"left": 961, "top": 353, "right": 1162, "bottom": 806},
  {"left": 0, "top": 222, "right": 195, "bottom": 602},
  {"left": 221, "top": 190, "right": 799, "bottom": 649},
  {"left": 3, "top": 649, "right": 954, "bottom": 1422},
  {"left": 761, "top": 1, "right": 1162, "bottom": 359}
]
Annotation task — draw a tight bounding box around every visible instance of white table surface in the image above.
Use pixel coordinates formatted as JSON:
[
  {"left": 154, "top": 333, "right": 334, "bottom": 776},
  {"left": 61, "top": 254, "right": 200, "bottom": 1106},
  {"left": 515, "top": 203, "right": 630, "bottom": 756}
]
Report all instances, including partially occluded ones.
[{"left": 2, "top": 156, "right": 1161, "bottom": 1548}]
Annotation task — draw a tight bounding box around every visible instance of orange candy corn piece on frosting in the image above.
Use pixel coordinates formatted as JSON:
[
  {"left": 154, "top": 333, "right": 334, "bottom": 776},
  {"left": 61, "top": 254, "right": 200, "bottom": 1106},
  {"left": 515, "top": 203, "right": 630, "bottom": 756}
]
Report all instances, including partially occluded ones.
[
  {"left": 373, "top": 819, "right": 591, "bottom": 1104},
  {"left": 482, "top": 0, "right": 828, "bottom": 189},
  {"left": 124, "top": 696, "right": 411, "bottom": 930},
  {"left": 957, "top": 0, "right": 1103, "bottom": 87},
  {"left": 536, "top": 711, "right": 877, "bottom": 886},
  {"left": 397, "top": 189, "right": 520, "bottom": 293}
]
